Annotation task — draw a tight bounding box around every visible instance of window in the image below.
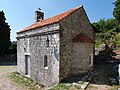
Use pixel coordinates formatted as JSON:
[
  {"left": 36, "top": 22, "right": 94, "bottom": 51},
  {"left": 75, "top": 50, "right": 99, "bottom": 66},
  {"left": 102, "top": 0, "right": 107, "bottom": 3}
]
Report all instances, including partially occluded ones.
[
  {"left": 89, "top": 55, "right": 91, "bottom": 65},
  {"left": 46, "top": 36, "right": 49, "bottom": 47},
  {"left": 44, "top": 55, "right": 48, "bottom": 68},
  {"left": 89, "top": 54, "right": 93, "bottom": 66}
]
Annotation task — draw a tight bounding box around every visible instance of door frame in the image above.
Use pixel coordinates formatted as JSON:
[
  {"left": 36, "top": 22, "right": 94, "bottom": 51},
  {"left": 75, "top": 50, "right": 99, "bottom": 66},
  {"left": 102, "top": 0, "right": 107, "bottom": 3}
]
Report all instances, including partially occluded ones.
[{"left": 25, "top": 53, "right": 30, "bottom": 76}]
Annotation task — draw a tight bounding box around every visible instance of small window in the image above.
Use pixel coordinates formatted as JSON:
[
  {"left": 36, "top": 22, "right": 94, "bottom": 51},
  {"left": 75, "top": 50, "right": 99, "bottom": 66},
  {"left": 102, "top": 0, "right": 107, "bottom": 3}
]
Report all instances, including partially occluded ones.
[
  {"left": 44, "top": 55, "right": 48, "bottom": 68},
  {"left": 89, "top": 54, "right": 93, "bottom": 66},
  {"left": 46, "top": 36, "right": 49, "bottom": 47},
  {"left": 89, "top": 55, "right": 91, "bottom": 65}
]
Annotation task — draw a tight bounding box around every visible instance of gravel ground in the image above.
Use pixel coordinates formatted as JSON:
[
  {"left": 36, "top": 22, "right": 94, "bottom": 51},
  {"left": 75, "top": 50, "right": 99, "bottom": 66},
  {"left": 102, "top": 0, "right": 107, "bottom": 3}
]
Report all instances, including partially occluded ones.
[
  {"left": 86, "top": 84, "right": 111, "bottom": 90},
  {"left": 0, "top": 61, "right": 116, "bottom": 90},
  {"left": 0, "top": 64, "right": 30, "bottom": 90}
]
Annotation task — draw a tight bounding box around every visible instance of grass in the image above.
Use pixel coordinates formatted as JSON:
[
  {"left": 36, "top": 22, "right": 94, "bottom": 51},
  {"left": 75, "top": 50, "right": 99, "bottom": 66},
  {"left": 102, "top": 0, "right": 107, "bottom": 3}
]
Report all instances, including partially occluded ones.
[
  {"left": 48, "top": 83, "right": 70, "bottom": 90},
  {"left": 9, "top": 72, "right": 82, "bottom": 90},
  {"left": 9, "top": 72, "right": 44, "bottom": 90},
  {"left": 9, "top": 72, "right": 119, "bottom": 90},
  {"left": 110, "top": 85, "right": 119, "bottom": 90}
]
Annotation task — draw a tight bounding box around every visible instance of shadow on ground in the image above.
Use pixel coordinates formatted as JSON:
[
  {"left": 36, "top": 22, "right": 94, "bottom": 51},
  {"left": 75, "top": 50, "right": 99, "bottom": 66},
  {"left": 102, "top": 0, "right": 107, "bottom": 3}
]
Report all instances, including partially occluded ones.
[
  {"left": 63, "top": 62, "right": 117, "bottom": 85},
  {"left": 93, "top": 55, "right": 120, "bottom": 85}
]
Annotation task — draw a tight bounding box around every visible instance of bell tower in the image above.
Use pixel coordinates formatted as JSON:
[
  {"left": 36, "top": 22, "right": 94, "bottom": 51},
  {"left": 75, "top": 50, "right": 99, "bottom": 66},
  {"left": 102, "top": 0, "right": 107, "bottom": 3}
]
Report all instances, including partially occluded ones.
[{"left": 35, "top": 8, "right": 44, "bottom": 22}]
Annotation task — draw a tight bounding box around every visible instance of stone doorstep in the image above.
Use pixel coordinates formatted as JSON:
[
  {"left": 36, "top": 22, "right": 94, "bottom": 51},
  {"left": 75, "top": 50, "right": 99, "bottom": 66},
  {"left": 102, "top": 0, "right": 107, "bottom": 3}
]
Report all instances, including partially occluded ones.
[
  {"left": 46, "top": 83, "right": 58, "bottom": 90},
  {"left": 81, "top": 82, "right": 89, "bottom": 89},
  {"left": 72, "top": 81, "right": 89, "bottom": 90},
  {"left": 25, "top": 75, "right": 30, "bottom": 78}
]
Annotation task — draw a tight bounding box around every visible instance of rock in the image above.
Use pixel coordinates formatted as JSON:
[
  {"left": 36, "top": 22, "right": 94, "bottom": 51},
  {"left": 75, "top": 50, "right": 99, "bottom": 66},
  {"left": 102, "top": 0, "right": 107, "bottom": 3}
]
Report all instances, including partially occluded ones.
[
  {"left": 99, "top": 44, "right": 106, "bottom": 51},
  {"left": 110, "top": 78, "right": 117, "bottom": 84},
  {"left": 36, "top": 85, "right": 41, "bottom": 88},
  {"left": 114, "top": 55, "right": 120, "bottom": 59},
  {"left": 81, "top": 82, "right": 89, "bottom": 89},
  {"left": 72, "top": 82, "right": 77, "bottom": 86},
  {"left": 78, "top": 81, "right": 84, "bottom": 84},
  {"left": 75, "top": 83, "right": 81, "bottom": 89},
  {"left": 95, "top": 44, "right": 112, "bottom": 64}
]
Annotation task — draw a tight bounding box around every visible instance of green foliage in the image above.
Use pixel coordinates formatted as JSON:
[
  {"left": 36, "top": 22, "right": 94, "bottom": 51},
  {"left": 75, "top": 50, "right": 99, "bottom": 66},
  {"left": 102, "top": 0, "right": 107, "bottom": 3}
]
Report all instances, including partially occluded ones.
[
  {"left": 49, "top": 83, "right": 70, "bottom": 90},
  {"left": 95, "top": 31, "right": 117, "bottom": 47},
  {"left": 92, "top": 18, "right": 120, "bottom": 48},
  {"left": 112, "top": 24, "right": 120, "bottom": 32},
  {"left": 92, "top": 18, "right": 117, "bottom": 33},
  {"left": 7, "top": 41, "right": 17, "bottom": 54},
  {"left": 116, "top": 33, "right": 120, "bottom": 40},
  {"left": 98, "top": 19, "right": 108, "bottom": 32},
  {"left": 91, "top": 22, "right": 100, "bottom": 33},
  {"left": 93, "top": 1, "right": 120, "bottom": 48},
  {"left": 110, "top": 85, "right": 119, "bottom": 90},
  {"left": 95, "top": 40, "right": 102, "bottom": 48},
  {"left": 0, "top": 11, "right": 11, "bottom": 56},
  {"left": 115, "top": 33, "right": 120, "bottom": 48},
  {"left": 113, "top": 0, "right": 120, "bottom": 23},
  {"left": 95, "top": 32, "right": 120, "bottom": 49}
]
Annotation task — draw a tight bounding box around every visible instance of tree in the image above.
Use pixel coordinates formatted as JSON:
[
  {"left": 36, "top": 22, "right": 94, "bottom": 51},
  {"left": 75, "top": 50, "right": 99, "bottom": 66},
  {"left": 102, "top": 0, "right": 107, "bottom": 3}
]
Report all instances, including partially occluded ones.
[
  {"left": 0, "top": 11, "right": 11, "bottom": 56},
  {"left": 113, "top": 0, "right": 120, "bottom": 23},
  {"left": 92, "top": 18, "right": 117, "bottom": 33},
  {"left": 8, "top": 41, "right": 17, "bottom": 54},
  {"left": 112, "top": 25, "right": 120, "bottom": 32},
  {"left": 91, "top": 22, "right": 100, "bottom": 33}
]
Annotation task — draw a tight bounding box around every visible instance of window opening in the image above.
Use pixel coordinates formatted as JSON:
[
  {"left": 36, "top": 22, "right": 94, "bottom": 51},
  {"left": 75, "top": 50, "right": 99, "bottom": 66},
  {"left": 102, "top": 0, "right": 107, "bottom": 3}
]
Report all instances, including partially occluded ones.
[
  {"left": 44, "top": 55, "right": 48, "bottom": 67},
  {"left": 89, "top": 54, "right": 93, "bottom": 66},
  {"left": 46, "top": 36, "right": 49, "bottom": 47}
]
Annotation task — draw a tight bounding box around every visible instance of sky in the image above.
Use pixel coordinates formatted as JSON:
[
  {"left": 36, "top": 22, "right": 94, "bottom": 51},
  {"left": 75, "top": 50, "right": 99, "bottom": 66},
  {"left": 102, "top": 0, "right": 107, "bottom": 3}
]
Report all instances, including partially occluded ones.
[{"left": 0, "top": 0, "right": 115, "bottom": 41}]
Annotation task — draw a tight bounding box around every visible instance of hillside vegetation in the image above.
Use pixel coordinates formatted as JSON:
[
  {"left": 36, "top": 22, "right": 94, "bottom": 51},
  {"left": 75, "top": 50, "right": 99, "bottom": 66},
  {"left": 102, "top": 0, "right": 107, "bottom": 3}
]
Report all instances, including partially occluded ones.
[
  {"left": 92, "top": 0, "right": 120, "bottom": 48},
  {"left": 92, "top": 18, "right": 120, "bottom": 48}
]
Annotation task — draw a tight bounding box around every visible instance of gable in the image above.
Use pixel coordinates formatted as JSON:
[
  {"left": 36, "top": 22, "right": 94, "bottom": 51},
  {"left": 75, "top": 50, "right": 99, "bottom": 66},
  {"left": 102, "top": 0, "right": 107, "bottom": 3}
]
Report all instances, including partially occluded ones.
[
  {"left": 72, "top": 33, "right": 94, "bottom": 43},
  {"left": 59, "top": 5, "right": 94, "bottom": 41},
  {"left": 17, "top": 5, "right": 83, "bottom": 34}
]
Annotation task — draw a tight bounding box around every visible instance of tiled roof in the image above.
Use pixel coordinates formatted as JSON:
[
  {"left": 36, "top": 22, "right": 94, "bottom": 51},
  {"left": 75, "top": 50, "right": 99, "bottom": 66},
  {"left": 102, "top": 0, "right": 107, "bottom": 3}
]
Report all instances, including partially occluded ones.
[
  {"left": 17, "top": 6, "right": 82, "bottom": 34},
  {"left": 72, "top": 33, "right": 94, "bottom": 43}
]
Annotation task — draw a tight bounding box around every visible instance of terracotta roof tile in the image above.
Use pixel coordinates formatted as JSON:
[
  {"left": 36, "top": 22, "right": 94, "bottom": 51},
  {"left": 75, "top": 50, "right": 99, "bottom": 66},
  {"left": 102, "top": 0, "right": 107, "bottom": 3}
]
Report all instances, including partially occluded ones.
[
  {"left": 17, "top": 6, "right": 82, "bottom": 34},
  {"left": 72, "top": 33, "right": 94, "bottom": 43}
]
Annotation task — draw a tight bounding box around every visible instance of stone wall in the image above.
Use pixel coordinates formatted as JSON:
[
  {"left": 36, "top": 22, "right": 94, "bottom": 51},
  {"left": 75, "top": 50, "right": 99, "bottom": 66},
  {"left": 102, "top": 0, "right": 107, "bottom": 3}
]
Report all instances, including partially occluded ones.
[
  {"left": 17, "top": 38, "right": 28, "bottom": 75},
  {"left": 29, "top": 33, "right": 60, "bottom": 87},
  {"left": 59, "top": 6, "right": 94, "bottom": 81},
  {"left": 71, "top": 43, "right": 94, "bottom": 75},
  {"left": 17, "top": 24, "right": 60, "bottom": 87}
]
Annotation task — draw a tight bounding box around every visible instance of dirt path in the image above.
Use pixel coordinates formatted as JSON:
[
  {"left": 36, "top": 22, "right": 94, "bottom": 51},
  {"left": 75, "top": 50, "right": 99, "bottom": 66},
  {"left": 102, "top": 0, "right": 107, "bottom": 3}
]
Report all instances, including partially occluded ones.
[{"left": 0, "top": 64, "right": 30, "bottom": 90}]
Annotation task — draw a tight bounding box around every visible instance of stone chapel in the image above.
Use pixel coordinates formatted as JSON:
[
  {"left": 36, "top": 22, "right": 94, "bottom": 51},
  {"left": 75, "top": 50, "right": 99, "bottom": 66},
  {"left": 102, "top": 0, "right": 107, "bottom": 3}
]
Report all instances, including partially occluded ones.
[{"left": 16, "top": 5, "right": 94, "bottom": 87}]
